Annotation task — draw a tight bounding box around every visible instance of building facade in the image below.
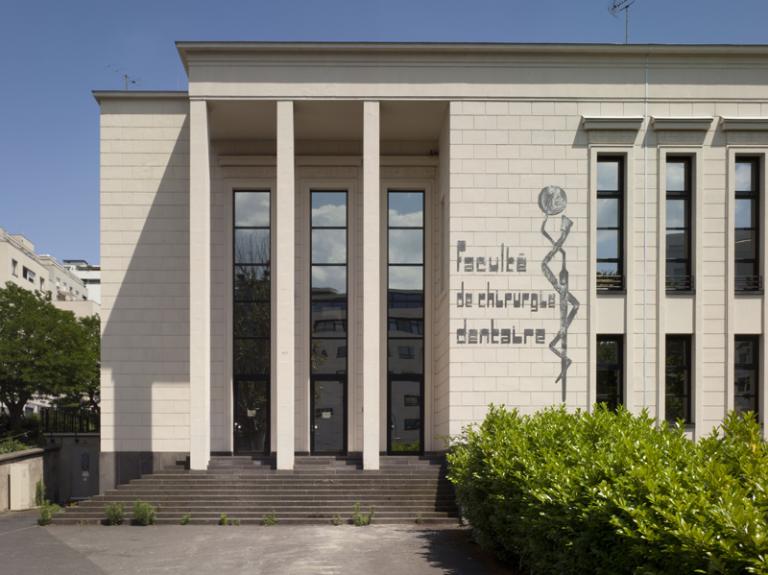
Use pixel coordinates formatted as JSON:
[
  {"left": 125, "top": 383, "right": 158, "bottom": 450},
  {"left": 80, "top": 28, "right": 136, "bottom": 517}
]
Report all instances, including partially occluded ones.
[
  {"left": 97, "top": 42, "right": 768, "bottom": 488},
  {"left": 63, "top": 259, "right": 102, "bottom": 305},
  {"left": 0, "top": 227, "right": 98, "bottom": 314}
]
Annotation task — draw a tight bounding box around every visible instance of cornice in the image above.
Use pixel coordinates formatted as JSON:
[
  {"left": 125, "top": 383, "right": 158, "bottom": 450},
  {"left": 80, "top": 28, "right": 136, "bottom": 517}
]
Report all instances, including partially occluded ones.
[
  {"left": 92, "top": 90, "right": 188, "bottom": 103},
  {"left": 581, "top": 116, "right": 644, "bottom": 131},
  {"left": 720, "top": 117, "right": 768, "bottom": 131},
  {"left": 650, "top": 116, "right": 714, "bottom": 131}
]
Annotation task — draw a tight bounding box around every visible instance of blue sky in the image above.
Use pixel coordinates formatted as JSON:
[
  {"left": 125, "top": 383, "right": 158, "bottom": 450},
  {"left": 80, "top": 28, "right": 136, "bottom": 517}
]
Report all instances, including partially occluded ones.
[{"left": 1, "top": 0, "right": 766, "bottom": 264}]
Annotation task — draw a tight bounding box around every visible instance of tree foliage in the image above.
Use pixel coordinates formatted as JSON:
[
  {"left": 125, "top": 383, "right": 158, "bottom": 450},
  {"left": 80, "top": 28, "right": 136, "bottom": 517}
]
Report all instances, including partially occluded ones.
[{"left": 0, "top": 282, "right": 99, "bottom": 429}]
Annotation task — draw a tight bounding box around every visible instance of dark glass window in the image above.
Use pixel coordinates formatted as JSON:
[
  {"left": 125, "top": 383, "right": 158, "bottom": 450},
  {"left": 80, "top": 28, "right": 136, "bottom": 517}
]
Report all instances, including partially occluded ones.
[
  {"left": 665, "top": 335, "right": 692, "bottom": 423},
  {"left": 233, "top": 190, "right": 271, "bottom": 453},
  {"left": 597, "top": 156, "right": 624, "bottom": 291},
  {"left": 666, "top": 157, "right": 693, "bottom": 291},
  {"left": 735, "top": 158, "right": 761, "bottom": 292},
  {"left": 310, "top": 191, "right": 348, "bottom": 453},
  {"left": 596, "top": 335, "right": 623, "bottom": 410},
  {"left": 388, "top": 191, "right": 424, "bottom": 453},
  {"left": 735, "top": 335, "right": 759, "bottom": 416}
]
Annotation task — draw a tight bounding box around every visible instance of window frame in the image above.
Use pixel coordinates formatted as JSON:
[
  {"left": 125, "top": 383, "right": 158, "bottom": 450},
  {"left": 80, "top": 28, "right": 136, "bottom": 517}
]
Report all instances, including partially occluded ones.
[
  {"left": 666, "top": 156, "right": 694, "bottom": 292},
  {"left": 387, "top": 189, "right": 426, "bottom": 455},
  {"left": 665, "top": 334, "right": 692, "bottom": 424},
  {"left": 734, "top": 334, "right": 760, "bottom": 416},
  {"left": 232, "top": 189, "right": 272, "bottom": 454},
  {"left": 735, "top": 156, "right": 761, "bottom": 293},
  {"left": 596, "top": 155, "right": 625, "bottom": 292},
  {"left": 309, "top": 189, "right": 349, "bottom": 455},
  {"left": 596, "top": 334, "right": 624, "bottom": 410}
]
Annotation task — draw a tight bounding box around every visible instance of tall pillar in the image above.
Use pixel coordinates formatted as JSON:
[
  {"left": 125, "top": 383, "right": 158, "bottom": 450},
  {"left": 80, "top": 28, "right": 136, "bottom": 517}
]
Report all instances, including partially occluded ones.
[
  {"left": 362, "top": 101, "right": 381, "bottom": 471},
  {"left": 275, "top": 101, "right": 295, "bottom": 470},
  {"left": 189, "top": 99, "right": 211, "bottom": 470}
]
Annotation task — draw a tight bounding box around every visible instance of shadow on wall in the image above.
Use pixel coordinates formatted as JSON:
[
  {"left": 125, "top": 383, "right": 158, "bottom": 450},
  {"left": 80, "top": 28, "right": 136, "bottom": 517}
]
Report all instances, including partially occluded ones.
[{"left": 100, "top": 111, "right": 191, "bottom": 491}]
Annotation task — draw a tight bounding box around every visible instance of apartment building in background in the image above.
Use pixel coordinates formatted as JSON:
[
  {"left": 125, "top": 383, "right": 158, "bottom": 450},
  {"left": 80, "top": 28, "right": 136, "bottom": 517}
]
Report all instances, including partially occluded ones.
[{"left": 0, "top": 227, "right": 99, "bottom": 317}]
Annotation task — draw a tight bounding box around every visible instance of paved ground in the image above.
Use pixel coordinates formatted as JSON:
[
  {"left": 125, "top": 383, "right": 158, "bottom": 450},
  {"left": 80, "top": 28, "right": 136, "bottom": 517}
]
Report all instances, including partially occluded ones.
[{"left": 0, "top": 511, "right": 512, "bottom": 574}]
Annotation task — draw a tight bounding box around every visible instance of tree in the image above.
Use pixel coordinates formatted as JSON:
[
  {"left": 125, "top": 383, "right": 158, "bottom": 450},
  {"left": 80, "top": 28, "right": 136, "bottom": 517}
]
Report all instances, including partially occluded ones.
[
  {"left": 55, "top": 314, "right": 100, "bottom": 414},
  {"left": 0, "top": 283, "right": 97, "bottom": 430}
]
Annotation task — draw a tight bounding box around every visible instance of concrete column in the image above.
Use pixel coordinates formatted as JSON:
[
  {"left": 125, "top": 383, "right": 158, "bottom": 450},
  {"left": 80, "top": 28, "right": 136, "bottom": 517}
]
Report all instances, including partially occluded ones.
[
  {"left": 362, "top": 101, "right": 381, "bottom": 470},
  {"left": 189, "top": 99, "right": 211, "bottom": 471},
  {"left": 275, "top": 101, "right": 295, "bottom": 470}
]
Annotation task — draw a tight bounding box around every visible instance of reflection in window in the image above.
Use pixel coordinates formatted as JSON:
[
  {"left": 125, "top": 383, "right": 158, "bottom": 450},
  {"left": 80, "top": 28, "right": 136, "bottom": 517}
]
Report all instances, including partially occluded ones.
[
  {"left": 388, "top": 190, "right": 424, "bottom": 453},
  {"left": 665, "top": 335, "right": 692, "bottom": 423},
  {"left": 666, "top": 157, "right": 693, "bottom": 291},
  {"left": 596, "top": 157, "right": 624, "bottom": 291},
  {"left": 735, "top": 335, "right": 759, "bottom": 416},
  {"left": 735, "top": 158, "right": 761, "bottom": 292},
  {"left": 596, "top": 335, "right": 623, "bottom": 411},
  {"left": 233, "top": 190, "right": 271, "bottom": 453},
  {"left": 310, "top": 191, "right": 348, "bottom": 448}
]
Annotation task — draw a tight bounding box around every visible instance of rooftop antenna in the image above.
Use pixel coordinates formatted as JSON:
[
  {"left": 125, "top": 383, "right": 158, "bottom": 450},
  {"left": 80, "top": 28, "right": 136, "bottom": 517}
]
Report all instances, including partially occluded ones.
[
  {"left": 107, "top": 65, "right": 140, "bottom": 90},
  {"left": 609, "top": 0, "right": 636, "bottom": 44}
]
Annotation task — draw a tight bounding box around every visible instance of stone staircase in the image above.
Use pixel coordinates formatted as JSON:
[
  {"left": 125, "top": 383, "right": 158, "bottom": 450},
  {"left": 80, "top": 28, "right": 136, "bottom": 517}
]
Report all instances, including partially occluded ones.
[{"left": 53, "top": 455, "right": 459, "bottom": 525}]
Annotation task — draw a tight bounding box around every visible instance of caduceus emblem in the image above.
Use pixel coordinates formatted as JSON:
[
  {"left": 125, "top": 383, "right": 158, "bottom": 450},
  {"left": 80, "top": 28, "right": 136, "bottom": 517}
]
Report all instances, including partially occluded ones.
[{"left": 538, "top": 185, "right": 580, "bottom": 399}]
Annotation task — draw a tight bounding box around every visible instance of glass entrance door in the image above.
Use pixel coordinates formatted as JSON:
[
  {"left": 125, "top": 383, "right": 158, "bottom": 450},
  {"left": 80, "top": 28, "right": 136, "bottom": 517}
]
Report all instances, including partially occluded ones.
[
  {"left": 388, "top": 376, "right": 423, "bottom": 453},
  {"left": 233, "top": 380, "right": 269, "bottom": 453},
  {"left": 311, "top": 377, "right": 346, "bottom": 453}
]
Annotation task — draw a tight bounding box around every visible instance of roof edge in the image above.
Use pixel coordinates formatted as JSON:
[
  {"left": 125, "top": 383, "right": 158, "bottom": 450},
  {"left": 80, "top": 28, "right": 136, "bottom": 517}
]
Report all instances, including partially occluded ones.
[
  {"left": 175, "top": 41, "right": 768, "bottom": 74},
  {"left": 93, "top": 90, "right": 188, "bottom": 104}
]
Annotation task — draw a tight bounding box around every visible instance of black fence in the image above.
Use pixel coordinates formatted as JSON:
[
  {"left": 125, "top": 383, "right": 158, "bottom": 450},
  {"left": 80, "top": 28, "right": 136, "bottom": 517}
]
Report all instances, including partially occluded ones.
[{"left": 41, "top": 407, "right": 99, "bottom": 434}]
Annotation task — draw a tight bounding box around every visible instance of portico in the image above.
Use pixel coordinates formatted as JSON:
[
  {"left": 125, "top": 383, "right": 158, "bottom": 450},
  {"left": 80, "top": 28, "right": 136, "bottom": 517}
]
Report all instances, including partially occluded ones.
[{"left": 186, "top": 92, "right": 447, "bottom": 471}]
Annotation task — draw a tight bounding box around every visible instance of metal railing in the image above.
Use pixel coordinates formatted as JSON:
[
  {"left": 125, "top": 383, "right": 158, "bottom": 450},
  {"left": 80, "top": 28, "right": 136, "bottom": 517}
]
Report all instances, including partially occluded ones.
[
  {"left": 596, "top": 274, "right": 625, "bottom": 292},
  {"left": 666, "top": 275, "right": 695, "bottom": 292},
  {"left": 736, "top": 275, "right": 763, "bottom": 293},
  {"left": 41, "top": 408, "right": 99, "bottom": 434}
]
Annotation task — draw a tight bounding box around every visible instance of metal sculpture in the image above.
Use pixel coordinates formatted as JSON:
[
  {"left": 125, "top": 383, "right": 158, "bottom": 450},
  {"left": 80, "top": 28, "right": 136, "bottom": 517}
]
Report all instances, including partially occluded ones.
[{"left": 538, "top": 185, "right": 580, "bottom": 399}]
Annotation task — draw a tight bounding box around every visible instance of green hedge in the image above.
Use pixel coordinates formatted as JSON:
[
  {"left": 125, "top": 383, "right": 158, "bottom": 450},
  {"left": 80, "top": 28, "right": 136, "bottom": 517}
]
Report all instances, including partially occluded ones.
[{"left": 447, "top": 405, "right": 768, "bottom": 575}]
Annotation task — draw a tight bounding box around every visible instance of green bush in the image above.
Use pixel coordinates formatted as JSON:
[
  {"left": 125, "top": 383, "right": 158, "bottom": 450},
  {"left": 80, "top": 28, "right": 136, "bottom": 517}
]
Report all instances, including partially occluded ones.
[
  {"left": 447, "top": 405, "right": 768, "bottom": 575},
  {"left": 104, "top": 502, "right": 124, "bottom": 526},
  {"left": 180, "top": 513, "right": 191, "bottom": 525},
  {"left": 262, "top": 512, "right": 277, "bottom": 526},
  {"left": 35, "top": 480, "right": 45, "bottom": 507},
  {"left": 37, "top": 501, "right": 61, "bottom": 526},
  {"left": 0, "top": 438, "right": 28, "bottom": 454},
  {"left": 352, "top": 502, "right": 374, "bottom": 526},
  {"left": 218, "top": 513, "right": 229, "bottom": 526},
  {"left": 131, "top": 501, "right": 156, "bottom": 526}
]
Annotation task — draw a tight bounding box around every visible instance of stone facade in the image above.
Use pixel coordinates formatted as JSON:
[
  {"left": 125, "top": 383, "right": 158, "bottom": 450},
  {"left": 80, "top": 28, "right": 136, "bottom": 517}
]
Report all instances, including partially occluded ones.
[{"left": 96, "top": 42, "right": 768, "bottom": 489}]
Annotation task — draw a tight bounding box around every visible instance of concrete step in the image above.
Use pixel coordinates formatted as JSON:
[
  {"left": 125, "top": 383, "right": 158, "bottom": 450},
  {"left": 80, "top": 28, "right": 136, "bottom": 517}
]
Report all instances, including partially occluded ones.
[
  {"left": 55, "top": 454, "right": 457, "bottom": 526},
  {"left": 53, "top": 516, "right": 456, "bottom": 526}
]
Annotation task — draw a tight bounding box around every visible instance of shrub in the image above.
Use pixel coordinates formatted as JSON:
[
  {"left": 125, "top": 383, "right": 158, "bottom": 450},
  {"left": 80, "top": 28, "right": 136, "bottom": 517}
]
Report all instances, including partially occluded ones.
[
  {"left": 0, "top": 438, "right": 28, "bottom": 454},
  {"left": 37, "top": 501, "right": 61, "bottom": 526},
  {"left": 104, "top": 502, "right": 124, "bottom": 526},
  {"left": 352, "top": 502, "right": 374, "bottom": 527},
  {"left": 262, "top": 512, "right": 277, "bottom": 526},
  {"left": 218, "top": 513, "right": 229, "bottom": 526},
  {"left": 35, "top": 480, "right": 45, "bottom": 507},
  {"left": 447, "top": 405, "right": 768, "bottom": 575},
  {"left": 131, "top": 501, "right": 156, "bottom": 526},
  {"left": 331, "top": 514, "right": 344, "bottom": 526},
  {"left": 180, "top": 514, "right": 191, "bottom": 525}
]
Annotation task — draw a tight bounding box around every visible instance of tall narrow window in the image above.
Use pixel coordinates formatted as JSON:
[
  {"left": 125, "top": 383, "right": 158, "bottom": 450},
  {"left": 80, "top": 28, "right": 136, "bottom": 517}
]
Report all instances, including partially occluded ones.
[
  {"left": 666, "top": 335, "right": 692, "bottom": 423},
  {"left": 735, "top": 158, "right": 761, "bottom": 292},
  {"left": 666, "top": 157, "right": 693, "bottom": 291},
  {"left": 735, "top": 335, "right": 759, "bottom": 416},
  {"left": 388, "top": 190, "right": 424, "bottom": 453},
  {"left": 233, "top": 190, "right": 271, "bottom": 454},
  {"left": 310, "top": 191, "right": 348, "bottom": 454},
  {"left": 596, "top": 156, "right": 624, "bottom": 291},
  {"left": 596, "top": 335, "right": 623, "bottom": 410}
]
